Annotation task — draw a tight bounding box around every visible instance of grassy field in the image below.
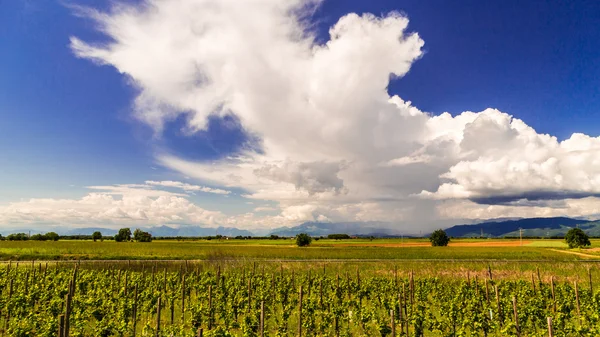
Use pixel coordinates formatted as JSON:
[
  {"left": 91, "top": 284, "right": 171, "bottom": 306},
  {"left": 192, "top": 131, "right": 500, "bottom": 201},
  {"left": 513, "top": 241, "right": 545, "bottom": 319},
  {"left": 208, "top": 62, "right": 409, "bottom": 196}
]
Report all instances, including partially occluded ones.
[{"left": 0, "top": 238, "right": 593, "bottom": 261}]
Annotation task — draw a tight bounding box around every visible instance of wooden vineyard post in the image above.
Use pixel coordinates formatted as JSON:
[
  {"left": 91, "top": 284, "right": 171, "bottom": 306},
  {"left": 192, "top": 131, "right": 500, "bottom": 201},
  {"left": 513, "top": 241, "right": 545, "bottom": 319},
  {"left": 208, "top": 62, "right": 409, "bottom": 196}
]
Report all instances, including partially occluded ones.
[
  {"left": 531, "top": 273, "right": 536, "bottom": 293},
  {"left": 197, "top": 328, "right": 203, "bottom": 337},
  {"left": 547, "top": 317, "right": 554, "bottom": 337},
  {"left": 298, "top": 286, "right": 303, "bottom": 337},
  {"left": 488, "top": 265, "right": 493, "bottom": 280},
  {"left": 485, "top": 279, "right": 490, "bottom": 303},
  {"left": 402, "top": 283, "right": 408, "bottom": 336},
  {"left": 550, "top": 277, "right": 556, "bottom": 313},
  {"left": 247, "top": 278, "right": 252, "bottom": 312},
  {"left": 181, "top": 274, "right": 186, "bottom": 324},
  {"left": 272, "top": 274, "right": 276, "bottom": 306},
  {"left": 133, "top": 284, "right": 138, "bottom": 336},
  {"left": 575, "top": 281, "right": 581, "bottom": 322},
  {"left": 589, "top": 268, "right": 593, "bottom": 295},
  {"left": 319, "top": 279, "right": 323, "bottom": 307},
  {"left": 58, "top": 314, "right": 65, "bottom": 337},
  {"left": 260, "top": 300, "right": 265, "bottom": 337},
  {"left": 397, "top": 293, "right": 403, "bottom": 332},
  {"left": 170, "top": 297, "right": 175, "bottom": 325},
  {"left": 495, "top": 286, "right": 502, "bottom": 327},
  {"left": 124, "top": 272, "right": 128, "bottom": 297},
  {"left": 334, "top": 316, "right": 339, "bottom": 337},
  {"left": 307, "top": 270, "right": 311, "bottom": 297},
  {"left": 6, "top": 279, "right": 13, "bottom": 327},
  {"left": 512, "top": 296, "right": 520, "bottom": 337},
  {"left": 390, "top": 309, "right": 395, "bottom": 337},
  {"left": 155, "top": 297, "right": 162, "bottom": 337},
  {"left": 410, "top": 271, "right": 415, "bottom": 305},
  {"left": 208, "top": 285, "right": 213, "bottom": 330},
  {"left": 64, "top": 293, "right": 71, "bottom": 337}
]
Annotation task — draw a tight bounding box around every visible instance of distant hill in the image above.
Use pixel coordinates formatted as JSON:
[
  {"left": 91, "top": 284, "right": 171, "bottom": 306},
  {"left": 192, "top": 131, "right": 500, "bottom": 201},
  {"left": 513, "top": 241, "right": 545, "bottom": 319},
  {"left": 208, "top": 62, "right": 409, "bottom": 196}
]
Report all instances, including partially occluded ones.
[
  {"left": 4, "top": 217, "right": 600, "bottom": 239},
  {"left": 147, "top": 225, "right": 254, "bottom": 237},
  {"left": 0, "top": 225, "right": 254, "bottom": 238},
  {"left": 269, "top": 221, "right": 401, "bottom": 237},
  {"left": 443, "top": 217, "right": 595, "bottom": 238}
]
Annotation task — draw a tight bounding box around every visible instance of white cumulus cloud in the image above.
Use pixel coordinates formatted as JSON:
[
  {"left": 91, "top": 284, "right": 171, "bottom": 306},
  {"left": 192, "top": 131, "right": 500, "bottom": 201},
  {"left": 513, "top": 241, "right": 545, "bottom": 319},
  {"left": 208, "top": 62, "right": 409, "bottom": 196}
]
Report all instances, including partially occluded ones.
[{"left": 10, "top": 0, "right": 596, "bottom": 232}]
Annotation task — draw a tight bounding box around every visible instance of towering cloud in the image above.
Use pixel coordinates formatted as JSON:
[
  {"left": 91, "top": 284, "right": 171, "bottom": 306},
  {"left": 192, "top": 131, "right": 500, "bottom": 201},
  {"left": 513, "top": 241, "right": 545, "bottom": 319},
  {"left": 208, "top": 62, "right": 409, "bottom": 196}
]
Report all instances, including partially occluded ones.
[{"left": 50, "top": 0, "right": 600, "bottom": 230}]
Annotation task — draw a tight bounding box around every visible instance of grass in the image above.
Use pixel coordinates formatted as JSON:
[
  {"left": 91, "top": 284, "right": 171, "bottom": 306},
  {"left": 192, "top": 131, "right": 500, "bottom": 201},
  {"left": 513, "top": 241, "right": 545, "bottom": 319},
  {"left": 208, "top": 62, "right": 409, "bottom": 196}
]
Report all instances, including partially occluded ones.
[
  {"left": 0, "top": 238, "right": 585, "bottom": 261},
  {"left": 525, "top": 240, "right": 569, "bottom": 248}
]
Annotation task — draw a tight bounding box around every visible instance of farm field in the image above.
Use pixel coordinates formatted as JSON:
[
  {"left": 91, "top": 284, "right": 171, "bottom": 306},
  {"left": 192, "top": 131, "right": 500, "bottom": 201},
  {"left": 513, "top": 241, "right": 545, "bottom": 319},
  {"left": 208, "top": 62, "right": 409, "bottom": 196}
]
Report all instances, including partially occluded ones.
[
  {"left": 2, "top": 239, "right": 600, "bottom": 336},
  {"left": 0, "top": 238, "right": 593, "bottom": 261},
  {"left": 2, "top": 259, "right": 600, "bottom": 336}
]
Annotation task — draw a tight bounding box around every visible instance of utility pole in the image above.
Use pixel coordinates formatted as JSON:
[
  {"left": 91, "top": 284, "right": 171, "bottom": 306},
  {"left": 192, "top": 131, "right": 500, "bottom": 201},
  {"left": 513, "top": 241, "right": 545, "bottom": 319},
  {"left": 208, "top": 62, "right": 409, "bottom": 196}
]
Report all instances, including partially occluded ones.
[
  {"left": 519, "top": 228, "right": 523, "bottom": 246},
  {"left": 481, "top": 228, "right": 483, "bottom": 238}
]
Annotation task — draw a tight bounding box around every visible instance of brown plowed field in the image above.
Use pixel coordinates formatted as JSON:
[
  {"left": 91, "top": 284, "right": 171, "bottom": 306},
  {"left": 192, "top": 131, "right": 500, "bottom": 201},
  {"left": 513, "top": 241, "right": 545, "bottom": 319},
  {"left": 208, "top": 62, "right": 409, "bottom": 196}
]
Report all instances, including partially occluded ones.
[{"left": 326, "top": 240, "right": 531, "bottom": 248}]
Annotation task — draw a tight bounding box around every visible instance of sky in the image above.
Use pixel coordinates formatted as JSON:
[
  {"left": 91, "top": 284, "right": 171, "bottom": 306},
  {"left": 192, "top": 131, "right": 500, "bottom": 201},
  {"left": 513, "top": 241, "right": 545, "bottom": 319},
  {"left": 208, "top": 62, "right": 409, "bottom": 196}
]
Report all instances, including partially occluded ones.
[{"left": 1, "top": 0, "right": 600, "bottom": 233}]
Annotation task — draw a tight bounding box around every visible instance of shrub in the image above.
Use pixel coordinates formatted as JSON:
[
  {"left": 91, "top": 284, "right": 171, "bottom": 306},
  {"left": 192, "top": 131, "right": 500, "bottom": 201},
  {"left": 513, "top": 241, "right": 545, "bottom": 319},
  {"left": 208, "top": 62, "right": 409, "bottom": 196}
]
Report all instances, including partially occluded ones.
[
  {"left": 565, "top": 228, "right": 590, "bottom": 248},
  {"left": 430, "top": 229, "right": 450, "bottom": 247},
  {"left": 296, "top": 233, "right": 312, "bottom": 247}
]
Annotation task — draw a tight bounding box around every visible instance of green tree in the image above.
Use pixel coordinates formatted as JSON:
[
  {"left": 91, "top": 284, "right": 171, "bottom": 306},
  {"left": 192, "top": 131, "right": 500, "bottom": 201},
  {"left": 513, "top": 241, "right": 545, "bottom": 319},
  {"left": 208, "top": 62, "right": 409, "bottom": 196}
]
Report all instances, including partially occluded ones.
[
  {"left": 114, "top": 228, "right": 132, "bottom": 242},
  {"left": 92, "top": 231, "right": 102, "bottom": 242},
  {"left": 7, "top": 233, "right": 28, "bottom": 241},
  {"left": 296, "top": 233, "right": 312, "bottom": 247},
  {"left": 430, "top": 229, "right": 450, "bottom": 247},
  {"left": 30, "top": 234, "right": 46, "bottom": 241},
  {"left": 133, "top": 229, "right": 152, "bottom": 242},
  {"left": 327, "top": 234, "right": 351, "bottom": 240},
  {"left": 565, "top": 227, "right": 590, "bottom": 248},
  {"left": 45, "top": 232, "right": 59, "bottom": 241}
]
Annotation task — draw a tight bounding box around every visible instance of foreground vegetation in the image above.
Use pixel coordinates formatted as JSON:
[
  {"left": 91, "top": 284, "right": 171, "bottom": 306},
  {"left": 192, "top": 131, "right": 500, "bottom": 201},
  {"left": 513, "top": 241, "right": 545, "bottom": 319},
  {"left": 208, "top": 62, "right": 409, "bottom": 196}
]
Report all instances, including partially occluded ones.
[{"left": 1, "top": 261, "right": 600, "bottom": 336}]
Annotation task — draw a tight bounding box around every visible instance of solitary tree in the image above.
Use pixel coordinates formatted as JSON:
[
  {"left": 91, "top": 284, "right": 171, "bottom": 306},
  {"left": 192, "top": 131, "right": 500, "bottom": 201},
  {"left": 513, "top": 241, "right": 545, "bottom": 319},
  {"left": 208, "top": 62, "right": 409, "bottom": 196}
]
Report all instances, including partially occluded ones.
[
  {"left": 565, "top": 228, "right": 590, "bottom": 248},
  {"left": 133, "top": 229, "right": 152, "bottom": 242},
  {"left": 430, "top": 229, "right": 450, "bottom": 247},
  {"left": 296, "top": 233, "right": 312, "bottom": 247},
  {"left": 114, "top": 228, "right": 132, "bottom": 242},
  {"left": 45, "top": 232, "right": 59, "bottom": 241},
  {"left": 92, "top": 231, "right": 102, "bottom": 242}
]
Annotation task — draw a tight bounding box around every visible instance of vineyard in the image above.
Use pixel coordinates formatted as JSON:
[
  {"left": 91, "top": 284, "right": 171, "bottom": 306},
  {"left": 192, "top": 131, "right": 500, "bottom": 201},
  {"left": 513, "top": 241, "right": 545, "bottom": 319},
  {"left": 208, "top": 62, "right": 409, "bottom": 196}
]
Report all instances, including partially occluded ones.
[{"left": 0, "top": 261, "right": 598, "bottom": 336}]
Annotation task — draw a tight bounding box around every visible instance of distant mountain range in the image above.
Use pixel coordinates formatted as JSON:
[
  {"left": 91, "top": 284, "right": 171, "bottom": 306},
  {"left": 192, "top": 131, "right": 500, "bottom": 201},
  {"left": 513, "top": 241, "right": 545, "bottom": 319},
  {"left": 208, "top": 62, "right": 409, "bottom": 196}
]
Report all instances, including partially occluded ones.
[
  {"left": 443, "top": 217, "right": 596, "bottom": 238},
  {"left": 0, "top": 225, "right": 253, "bottom": 237},
  {"left": 2, "top": 217, "right": 598, "bottom": 238},
  {"left": 269, "top": 221, "right": 400, "bottom": 237},
  {"left": 267, "top": 217, "right": 599, "bottom": 238}
]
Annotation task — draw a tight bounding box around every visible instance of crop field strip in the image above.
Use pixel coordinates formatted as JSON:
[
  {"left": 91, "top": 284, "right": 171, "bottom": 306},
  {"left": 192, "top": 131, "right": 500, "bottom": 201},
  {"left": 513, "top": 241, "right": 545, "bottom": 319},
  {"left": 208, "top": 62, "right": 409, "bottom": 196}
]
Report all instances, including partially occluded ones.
[
  {"left": 2, "top": 261, "right": 600, "bottom": 336},
  {"left": 0, "top": 239, "right": 591, "bottom": 261}
]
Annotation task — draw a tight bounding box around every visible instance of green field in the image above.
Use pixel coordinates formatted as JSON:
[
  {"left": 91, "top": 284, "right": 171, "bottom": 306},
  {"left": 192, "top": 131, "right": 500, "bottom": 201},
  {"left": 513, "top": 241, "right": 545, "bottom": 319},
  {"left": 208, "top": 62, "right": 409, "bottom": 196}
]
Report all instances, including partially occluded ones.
[{"left": 0, "top": 238, "right": 590, "bottom": 261}]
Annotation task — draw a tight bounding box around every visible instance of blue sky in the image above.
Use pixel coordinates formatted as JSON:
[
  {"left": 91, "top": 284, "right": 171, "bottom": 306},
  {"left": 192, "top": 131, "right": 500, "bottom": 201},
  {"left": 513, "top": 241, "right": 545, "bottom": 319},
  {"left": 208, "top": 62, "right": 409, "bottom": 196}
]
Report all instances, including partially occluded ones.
[{"left": 1, "top": 0, "right": 600, "bottom": 232}]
